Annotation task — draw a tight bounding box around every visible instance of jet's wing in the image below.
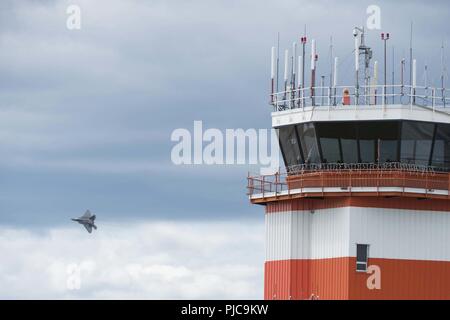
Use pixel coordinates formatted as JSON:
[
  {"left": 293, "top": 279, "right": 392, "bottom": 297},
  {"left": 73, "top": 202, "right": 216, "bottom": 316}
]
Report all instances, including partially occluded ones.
[
  {"left": 81, "top": 210, "right": 92, "bottom": 219},
  {"left": 83, "top": 224, "right": 93, "bottom": 233}
]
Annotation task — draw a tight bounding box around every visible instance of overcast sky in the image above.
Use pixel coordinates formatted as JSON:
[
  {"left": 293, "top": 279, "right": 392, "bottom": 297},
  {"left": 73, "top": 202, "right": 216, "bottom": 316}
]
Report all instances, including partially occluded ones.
[{"left": 0, "top": 0, "right": 449, "bottom": 299}]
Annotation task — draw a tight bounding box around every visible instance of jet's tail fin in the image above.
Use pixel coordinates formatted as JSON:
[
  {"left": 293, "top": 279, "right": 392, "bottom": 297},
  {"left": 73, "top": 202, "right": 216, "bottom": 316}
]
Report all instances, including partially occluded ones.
[
  {"left": 81, "top": 210, "right": 92, "bottom": 219},
  {"left": 90, "top": 215, "right": 96, "bottom": 222},
  {"left": 92, "top": 224, "right": 97, "bottom": 230}
]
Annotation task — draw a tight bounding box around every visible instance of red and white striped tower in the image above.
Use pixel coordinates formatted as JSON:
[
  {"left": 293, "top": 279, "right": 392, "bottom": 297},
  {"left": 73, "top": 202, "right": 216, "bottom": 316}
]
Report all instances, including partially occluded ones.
[{"left": 248, "top": 31, "right": 450, "bottom": 300}]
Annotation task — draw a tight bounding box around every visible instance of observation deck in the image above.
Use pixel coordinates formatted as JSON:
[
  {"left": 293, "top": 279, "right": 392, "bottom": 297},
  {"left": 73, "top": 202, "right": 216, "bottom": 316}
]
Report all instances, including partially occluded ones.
[
  {"left": 248, "top": 84, "right": 450, "bottom": 204},
  {"left": 248, "top": 163, "right": 450, "bottom": 204},
  {"left": 271, "top": 84, "right": 450, "bottom": 173}
]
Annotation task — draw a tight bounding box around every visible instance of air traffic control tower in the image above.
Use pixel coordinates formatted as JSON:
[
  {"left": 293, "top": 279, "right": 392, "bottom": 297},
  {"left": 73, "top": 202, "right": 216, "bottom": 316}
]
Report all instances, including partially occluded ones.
[{"left": 248, "top": 29, "right": 450, "bottom": 299}]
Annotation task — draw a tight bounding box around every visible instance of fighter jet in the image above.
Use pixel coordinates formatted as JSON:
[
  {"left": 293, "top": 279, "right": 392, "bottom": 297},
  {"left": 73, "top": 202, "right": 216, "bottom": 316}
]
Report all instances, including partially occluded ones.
[{"left": 72, "top": 210, "right": 97, "bottom": 233}]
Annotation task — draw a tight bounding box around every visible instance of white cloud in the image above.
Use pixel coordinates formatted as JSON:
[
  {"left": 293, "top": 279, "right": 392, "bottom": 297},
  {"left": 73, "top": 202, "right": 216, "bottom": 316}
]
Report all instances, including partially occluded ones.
[{"left": 0, "top": 219, "right": 264, "bottom": 299}]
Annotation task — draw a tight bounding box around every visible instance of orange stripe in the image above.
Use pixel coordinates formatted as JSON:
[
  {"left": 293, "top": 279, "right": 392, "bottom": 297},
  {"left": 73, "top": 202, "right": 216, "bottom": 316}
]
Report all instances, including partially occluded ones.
[
  {"left": 265, "top": 258, "right": 450, "bottom": 300},
  {"left": 266, "top": 197, "right": 450, "bottom": 213}
]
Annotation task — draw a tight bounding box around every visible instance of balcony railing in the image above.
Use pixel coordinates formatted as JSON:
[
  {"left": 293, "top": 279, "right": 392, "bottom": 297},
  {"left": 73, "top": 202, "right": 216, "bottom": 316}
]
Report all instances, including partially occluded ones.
[
  {"left": 247, "top": 162, "right": 450, "bottom": 201},
  {"left": 271, "top": 84, "right": 450, "bottom": 111}
]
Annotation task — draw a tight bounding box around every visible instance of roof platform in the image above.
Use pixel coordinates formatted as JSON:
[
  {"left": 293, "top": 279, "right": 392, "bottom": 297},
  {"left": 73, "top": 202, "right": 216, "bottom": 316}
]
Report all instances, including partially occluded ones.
[{"left": 271, "top": 85, "right": 450, "bottom": 127}]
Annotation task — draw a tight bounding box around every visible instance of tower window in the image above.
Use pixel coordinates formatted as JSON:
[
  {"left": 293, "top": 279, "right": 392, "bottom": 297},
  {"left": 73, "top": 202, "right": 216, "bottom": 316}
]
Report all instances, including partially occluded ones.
[{"left": 356, "top": 244, "right": 369, "bottom": 272}]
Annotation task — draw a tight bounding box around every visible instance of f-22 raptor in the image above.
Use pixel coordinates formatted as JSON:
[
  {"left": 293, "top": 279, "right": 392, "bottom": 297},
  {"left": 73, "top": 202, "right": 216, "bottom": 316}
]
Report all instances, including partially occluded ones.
[{"left": 72, "top": 210, "right": 97, "bottom": 233}]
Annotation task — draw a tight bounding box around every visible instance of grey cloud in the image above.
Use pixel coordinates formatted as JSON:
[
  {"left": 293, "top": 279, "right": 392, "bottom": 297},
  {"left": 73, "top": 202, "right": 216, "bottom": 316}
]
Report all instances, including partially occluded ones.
[{"left": 0, "top": 0, "right": 449, "bottom": 225}]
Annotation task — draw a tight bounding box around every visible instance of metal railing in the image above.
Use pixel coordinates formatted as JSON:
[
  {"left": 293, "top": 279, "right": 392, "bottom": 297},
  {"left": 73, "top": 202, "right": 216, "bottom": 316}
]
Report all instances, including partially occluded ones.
[
  {"left": 247, "top": 162, "right": 450, "bottom": 199},
  {"left": 270, "top": 84, "right": 450, "bottom": 111},
  {"left": 285, "top": 162, "right": 446, "bottom": 174}
]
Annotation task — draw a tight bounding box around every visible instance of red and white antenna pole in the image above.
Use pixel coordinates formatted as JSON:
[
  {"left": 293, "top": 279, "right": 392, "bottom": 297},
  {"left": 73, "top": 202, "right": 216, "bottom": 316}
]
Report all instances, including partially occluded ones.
[
  {"left": 301, "top": 36, "right": 307, "bottom": 90},
  {"left": 292, "top": 42, "right": 297, "bottom": 106}
]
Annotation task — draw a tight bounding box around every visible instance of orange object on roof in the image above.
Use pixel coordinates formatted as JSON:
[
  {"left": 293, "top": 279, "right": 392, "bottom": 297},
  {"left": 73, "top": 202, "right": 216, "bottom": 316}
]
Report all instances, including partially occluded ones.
[{"left": 343, "top": 88, "right": 350, "bottom": 105}]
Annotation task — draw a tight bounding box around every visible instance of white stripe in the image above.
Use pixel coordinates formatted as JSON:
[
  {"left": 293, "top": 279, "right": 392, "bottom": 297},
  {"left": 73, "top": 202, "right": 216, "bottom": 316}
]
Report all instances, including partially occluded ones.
[{"left": 265, "top": 207, "right": 450, "bottom": 261}]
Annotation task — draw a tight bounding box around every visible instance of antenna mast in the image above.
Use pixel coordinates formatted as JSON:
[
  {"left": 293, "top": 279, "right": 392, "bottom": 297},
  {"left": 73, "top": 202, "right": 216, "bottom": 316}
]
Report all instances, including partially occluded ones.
[
  {"left": 392, "top": 47, "right": 395, "bottom": 104},
  {"left": 409, "top": 22, "right": 413, "bottom": 88},
  {"left": 329, "top": 36, "right": 333, "bottom": 89},
  {"left": 401, "top": 58, "right": 405, "bottom": 95},
  {"left": 353, "top": 26, "right": 372, "bottom": 105},
  {"left": 301, "top": 26, "right": 307, "bottom": 89},
  {"left": 276, "top": 32, "right": 280, "bottom": 92},
  {"left": 270, "top": 46, "right": 276, "bottom": 104},
  {"left": 382, "top": 32, "right": 390, "bottom": 105},
  {"left": 353, "top": 27, "right": 360, "bottom": 105},
  {"left": 442, "top": 41, "right": 446, "bottom": 106},
  {"left": 311, "top": 39, "right": 317, "bottom": 106}
]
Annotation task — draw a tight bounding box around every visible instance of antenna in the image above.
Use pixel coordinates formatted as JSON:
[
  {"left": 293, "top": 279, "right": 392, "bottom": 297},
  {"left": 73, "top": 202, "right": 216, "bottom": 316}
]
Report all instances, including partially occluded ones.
[
  {"left": 276, "top": 32, "right": 280, "bottom": 93},
  {"left": 329, "top": 36, "right": 333, "bottom": 89},
  {"left": 373, "top": 60, "right": 378, "bottom": 105},
  {"left": 284, "top": 49, "right": 289, "bottom": 104},
  {"left": 297, "top": 56, "right": 302, "bottom": 88},
  {"left": 311, "top": 39, "right": 317, "bottom": 106},
  {"left": 311, "top": 39, "right": 316, "bottom": 70},
  {"left": 333, "top": 57, "right": 338, "bottom": 105},
  {"left": 321, "top": 75, "right": 325, "bottom": 106},
  {"left": 354, "top": 28, "right": 360, "bottom": 105},
  {"left": 353, "top": 26, "right": 367, "bottom": 105},
  {"left": 270, "top": 46, "right": 276, "bottom": 103},
  {"left": 298, "top": 55, "right": 302, "bottom": 108},
  {"left": 381, "top": 32, "right": 390, "bottom": 105},
  {"left": 412, "top": 58, "right": 417, "bottom": 105},
  {"left": 441, "top": 41, "right": 446, "bottom": 106},
  {"left": 392, "top": 47, "right": 395, "bottom": 104},
  {"left": 301, "top": 35, "right": 307, "bottom": 89},
  {"left": 409, "top": 22, "right": 413, "bottom": 87},
  {"left": 401, "top": 58, "right": 405, "bottom": 95},
  {"left": 292, "top": 42, "right": 297, "bottom": 105}
]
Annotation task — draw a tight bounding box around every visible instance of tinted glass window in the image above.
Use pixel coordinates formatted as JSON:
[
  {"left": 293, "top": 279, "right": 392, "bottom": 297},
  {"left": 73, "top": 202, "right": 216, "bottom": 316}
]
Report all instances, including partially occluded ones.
[
  {"left": 356, "top": 244, "right": 369, "bottom": 272},
  {"left": 315, "top": 122, "right": 359, "bottom": 164},
  {"left": 316, "top": 123, "right": 342, "bottom": 163},
  {"left": 379, "top": 122, "right": 400, "bottom": 163},
  {"left": 401, "top": 121, "right": 435, "bottom": 165},
  {"left": 278, "top": 125, "right": 303, "bottom": 168},
  {"left": 356, "top": 244, "right": 368, "bottom": 262},
  {"left": 340, "top": 123, "right": 359, "bottom": 163},
  {"left": 358, "top": 123, "right": 378, "bottom": 163},
  {"left": 356, "top": 263, "right": 367, "bottom": 272},
  {"left": 298, "top": 123, "right": 321, "bottom": 163},
  {"left": 358, "top": 121, "right": 399, "bottom": 163},
  {"left": 431, "top": 123, "right": 450, "bottom": 168},
  {"left": 276, "top": 120, "right": 450, "bottom": 171}
]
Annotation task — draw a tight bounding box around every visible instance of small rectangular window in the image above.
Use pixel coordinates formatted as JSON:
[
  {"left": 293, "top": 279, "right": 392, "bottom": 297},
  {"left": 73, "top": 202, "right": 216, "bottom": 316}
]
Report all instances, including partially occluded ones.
[{"left": 356, "top": 244, "right": 369, "bottom": 272}]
